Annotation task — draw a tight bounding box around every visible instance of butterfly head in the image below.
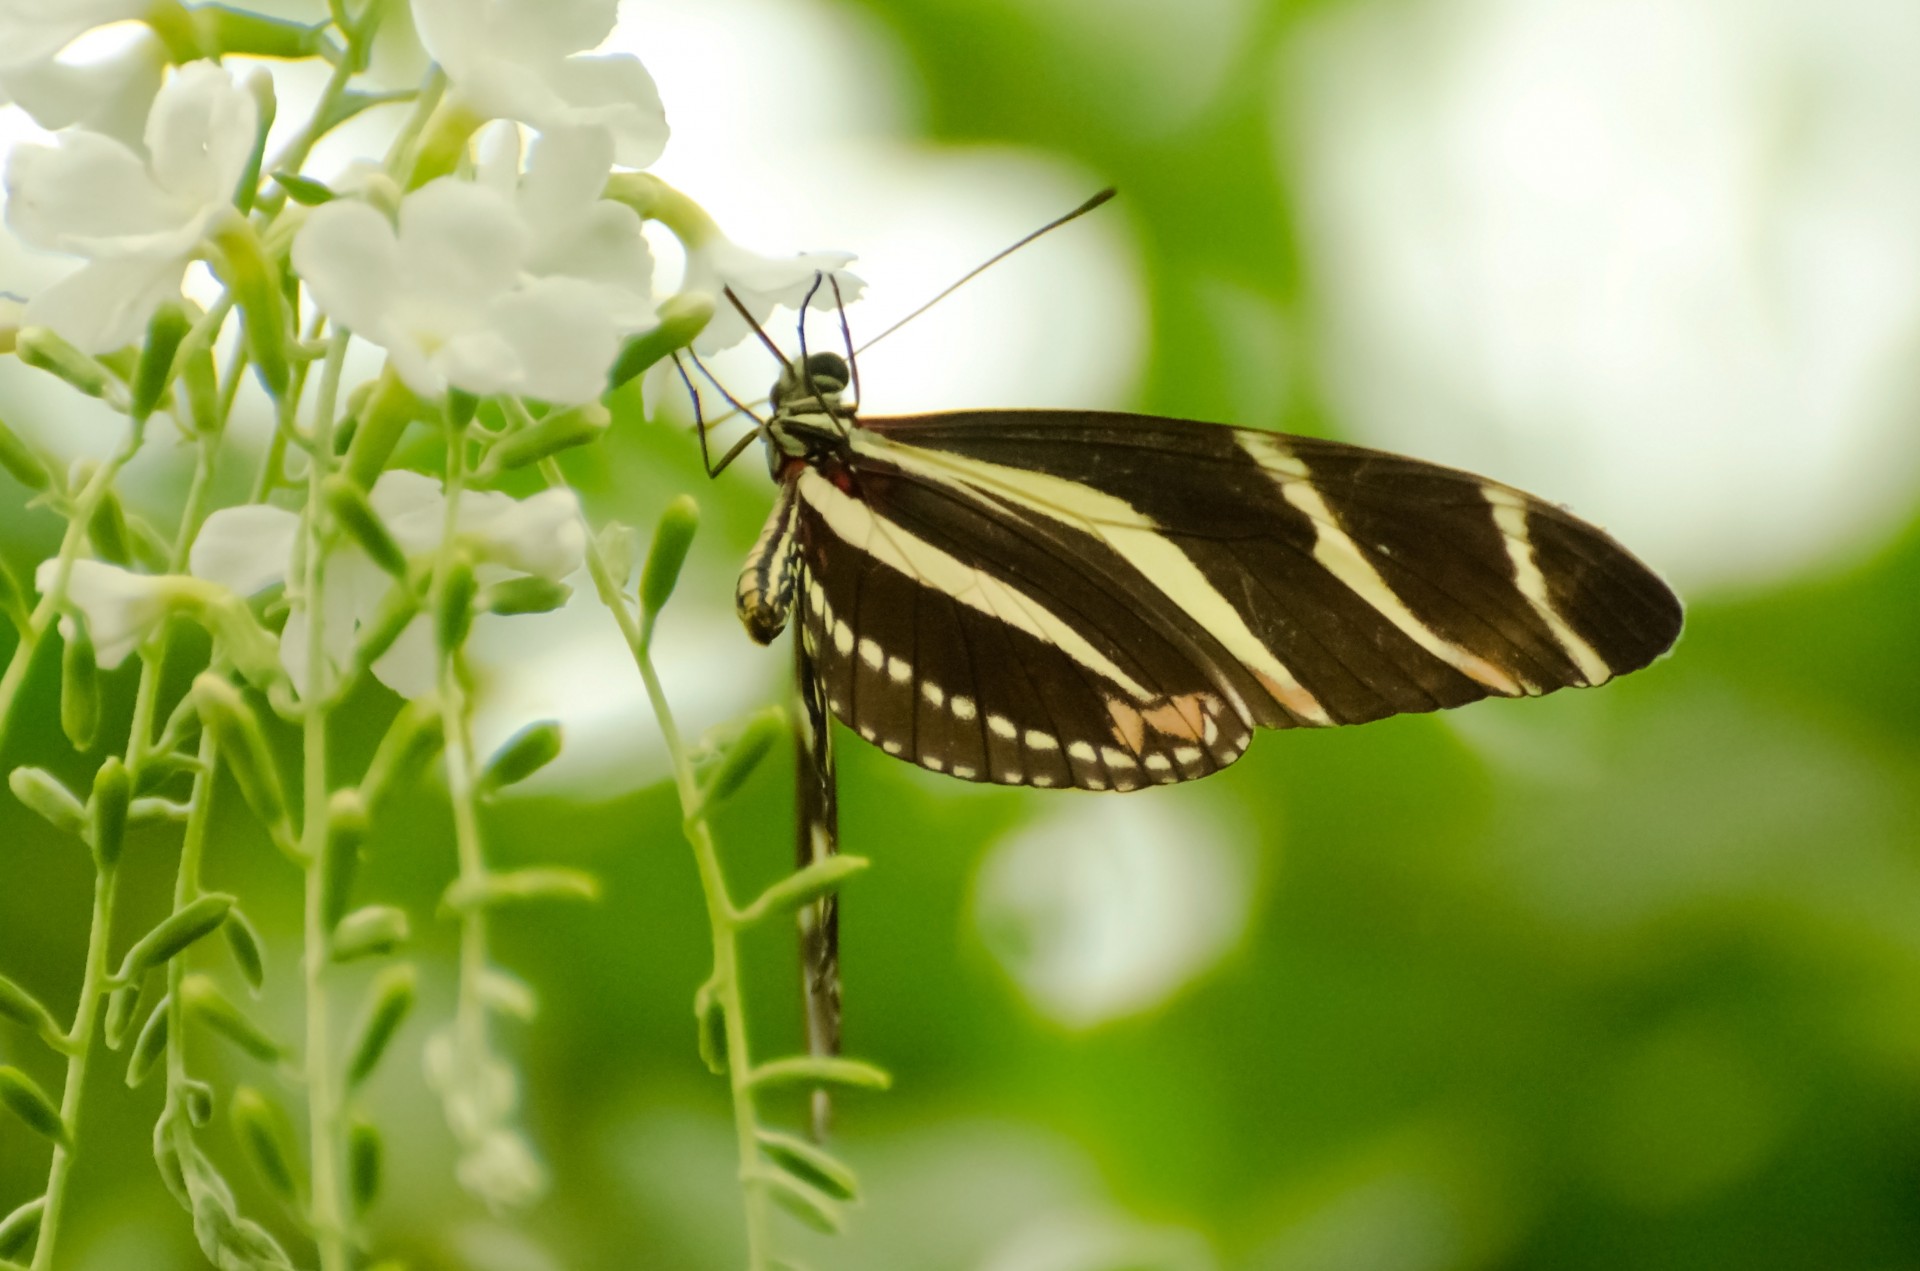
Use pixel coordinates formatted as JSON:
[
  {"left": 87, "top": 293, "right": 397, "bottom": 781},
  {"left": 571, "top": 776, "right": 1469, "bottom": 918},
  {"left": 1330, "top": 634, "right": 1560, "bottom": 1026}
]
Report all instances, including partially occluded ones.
[{"left": 771, "top": 352, "right": 851, "bottom": 416}]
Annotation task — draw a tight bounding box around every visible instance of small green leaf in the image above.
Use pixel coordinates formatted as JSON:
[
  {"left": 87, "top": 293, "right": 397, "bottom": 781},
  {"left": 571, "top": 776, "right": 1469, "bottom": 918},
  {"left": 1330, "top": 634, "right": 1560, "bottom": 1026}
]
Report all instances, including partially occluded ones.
[
  {"left": 119, "top": 894, "right": 234, "bottom": 980},
  {"left": 59, "top": 626, "right": 99, "bottom": 752},
  {"left": 0, "top": 1067, "right": 67, "bottom": 1147},
  {"left": 126, "top": 995, "right": 171, "bottom": 1088},
  {"left": 747, "top": 1056, "right": 892, "bottom": 1093},
  {"left": 9, "top": 767, "right": 87, "bottom": 839},
  {"left": 639, "top": 495, "right": 700, "bottom": 624},
  {"left": 222, "top": 906, "right": 267, "bottom": 993},
  {"left": 360, "top": 699, "right": 444, "bottom": 815},
  {"left": 231, "top": 1086, "right": 300, "bottom": 1202},
  {"left": 330, "top": 905, "right": 409, "bottom": 962},
  {"left": 756, "top": 1129, "right": 860, "bottom": 1201},
  {"left": 0, "top": 976, "right": 62, "bottom": 1048},
  {"left": 345, "top": 966, "right": 416, "bottom": 1088},
  {"left": 476, "top": 720, "right": 563, "bottom": 796},
  {"left": 85, "top": 488, "right": 134, "bottom": 566},
  {"left": 180, "top": 1077, "right": 214, "bottom": 1126},
  {"left": 181, "top": 975, "right": 283, "bottom": 1062},
  {"left": 270, "top": 171, "right": 334, "bottom": 205},
  {"left": 348, "top": 1117, "right": 383, "bottom": 1214},
  {"left": 738, "top": 855, "right": 868, "bottom": 927},
  {"left": 0, "top": 1196, "right": 45, "bottom": 1261},
  {"left": 759, "top": 1168, "right": 843, "bottom": 1234},
  {"left": 88, "top": 756, "right": 131, "bottom": 872}
]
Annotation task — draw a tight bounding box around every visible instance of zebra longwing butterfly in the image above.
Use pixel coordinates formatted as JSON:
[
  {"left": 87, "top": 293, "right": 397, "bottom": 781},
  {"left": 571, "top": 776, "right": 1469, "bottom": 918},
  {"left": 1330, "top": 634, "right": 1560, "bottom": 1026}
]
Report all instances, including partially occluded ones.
[{"left": 715, "top": 326, "right": 1682, "bottom": 1113}]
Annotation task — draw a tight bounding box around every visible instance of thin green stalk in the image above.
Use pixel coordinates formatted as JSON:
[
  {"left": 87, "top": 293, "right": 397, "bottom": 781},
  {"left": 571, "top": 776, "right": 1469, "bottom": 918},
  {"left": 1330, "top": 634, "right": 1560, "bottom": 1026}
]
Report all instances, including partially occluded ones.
[
  {"left": 28, "top": 862, "right": 118, "bottom": 1271},
  {"left": 298, "top": 335, "right": 352, "bottom": 1271},
  {"left": 435, "top": 433, "right": 492, "bottom": 1086},
  {"left": 541, "top": 458, "right": 775, "bottom": 1268}
]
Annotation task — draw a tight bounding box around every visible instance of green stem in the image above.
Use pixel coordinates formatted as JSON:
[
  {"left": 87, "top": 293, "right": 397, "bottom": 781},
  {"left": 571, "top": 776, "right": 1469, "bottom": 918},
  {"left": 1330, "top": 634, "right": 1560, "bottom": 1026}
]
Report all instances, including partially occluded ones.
[
  {"left": 541, "top": 459, "right": 774, "bottom": 1268},
  {"left": 299, "top": 335, "right": 353, "bottom": 1271},
  {"left": 28, "top": 863, "right": 119, "bottom": 1271},
  {"left": 436, "top": 434, "right": 492, "bottom": 1096}
]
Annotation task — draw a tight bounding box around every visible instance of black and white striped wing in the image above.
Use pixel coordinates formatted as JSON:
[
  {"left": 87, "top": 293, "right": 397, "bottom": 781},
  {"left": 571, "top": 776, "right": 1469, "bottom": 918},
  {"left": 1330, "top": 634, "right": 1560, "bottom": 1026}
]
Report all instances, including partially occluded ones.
[{"left": 786, "top": 410, "right": 1681, "bottom": 791}]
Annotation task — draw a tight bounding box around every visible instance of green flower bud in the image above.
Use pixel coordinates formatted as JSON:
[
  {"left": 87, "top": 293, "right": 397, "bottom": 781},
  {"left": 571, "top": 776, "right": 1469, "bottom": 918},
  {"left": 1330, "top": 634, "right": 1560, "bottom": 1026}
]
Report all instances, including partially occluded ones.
[
  {"left": 475, "top": 575, "right": 571, "bottom": 616},
  {"left": 271, "top": 171, "right": 334, "bottom": 206},
  {"left": 130, "top": 303, "right": 192, "bottom": 422},
  {"left": 207, "top": 221, "right": 290, "bottom": 398},
  {"left": 88, "top": 756, "right": 131, "bottom": 872},
  {"left": 60, "top": 625, "right": 100, "bottom": 753},
  {"left": 478, "top": 403, "right": 610, "bottom": 475},
  {"left": 345, "top": 966, "right": 416, "bottom": 1088},
  {"left": 230, "top": 1086, "right": 300, "bottom": 1202},
  {"left": 222, "top": 906, "right": 267, "bottom": 993},
  {"left": 361, "top": 700, "right": 444, "bottom": 814},
  {"left": 639, "top": 495, "right": 700, "bottom": 626},
  {"left": 86, "top": 487, "right": 134, "bottom": 566},
  {"left": 323, "top": 474, "right": 407, "bottom": 578},
  {"left": 119, "top": 894, "right": 234, "bottom": 980},
  {"left": 477, "top": 720, "right": 563, "bottom": 796},
  {"left": 699, "top": 706, "right": 784, "bottom": 810},
  {"left": 349, "top": 1118, "right": 383, "bottom": 1213},
  {"left": 126, "top": 995, "right": 171, "bottom": 1088},
  {"left": 0, "top": 415, "right": 52, "bottom": 491},
  {"left": 756, "top": 1128, "right": 860, "bottom": 1201},
  {"left": 0, "top": 1196, "right": 45, "bottom": 1261},
  {"left": 0, "top": 975, "right": 62, "bottom": 1048},
  {"left": 9, "top": 767, "right": 87, "bottom": 839},
  {"left": 435, "top": 552, "right": 476, "bottom": 654},
  {"left": 181, "top": 975, "right": 283, "bottom": 1062},
  {"left": 15, "top": 327, "right": 111, "bottom": 399},
  {"left": 608, "top": 293, "right": 714, "bottom": 391},
  {"left": 321, "top": 789, "right": 369, "bottom": 930},
  {"left": 191, "top": 675, "right": 295, "bottom": 853},
  {"left": 331, "top": 905, "right": 409, "bottom": 962},
  {"left": 0, "top": 1067, "right": 67, "bottom": 1147}
]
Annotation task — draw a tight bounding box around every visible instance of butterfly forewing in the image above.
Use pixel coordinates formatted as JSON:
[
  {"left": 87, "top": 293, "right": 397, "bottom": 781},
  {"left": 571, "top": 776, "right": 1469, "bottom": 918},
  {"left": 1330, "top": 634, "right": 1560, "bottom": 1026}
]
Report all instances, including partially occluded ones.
[{"left": 765, "top": 409, "right": 1680, "bottom": 790}]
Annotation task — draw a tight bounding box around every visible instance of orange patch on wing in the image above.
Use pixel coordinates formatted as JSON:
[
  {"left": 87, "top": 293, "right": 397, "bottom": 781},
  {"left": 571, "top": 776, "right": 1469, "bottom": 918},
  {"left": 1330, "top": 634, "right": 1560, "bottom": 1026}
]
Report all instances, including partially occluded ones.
[
  {"left": 1141, "top": 692, "right": 1212, "bottom": 742},
  {"left": 1106, "top": 698, "right": 1146, "bottom": 753}
]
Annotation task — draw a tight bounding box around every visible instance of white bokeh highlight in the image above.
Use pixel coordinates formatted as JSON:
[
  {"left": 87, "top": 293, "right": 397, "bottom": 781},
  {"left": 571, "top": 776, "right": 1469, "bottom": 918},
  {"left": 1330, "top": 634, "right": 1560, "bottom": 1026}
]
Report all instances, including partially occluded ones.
[
  {"left": 1281, "top": 0, "right": 1920, "bottom": 590},
  {"left": 974, "top": 794, "right": 1255, "bottom": 1028}
]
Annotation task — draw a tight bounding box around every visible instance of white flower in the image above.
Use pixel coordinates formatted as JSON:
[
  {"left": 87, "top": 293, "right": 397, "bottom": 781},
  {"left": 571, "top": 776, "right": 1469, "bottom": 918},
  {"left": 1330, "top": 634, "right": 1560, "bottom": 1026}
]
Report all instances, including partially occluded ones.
[
  {"left": 3, "top": 61, "right": 259, "bottom": 352},
  {"left": 293, "top": 178, "right": 623, "bottom": 404},
  {"left": 411, "top": 0, "right": 667, "bottom": 169},
  {"left": 0, "top": 0, "right": 147, "bottom": 69},
  {"left": 475, "top": 123, "right": 656, "bottom": 331},
  {"left": 0, "top": 25, "right": 166, "bottom": 147},
  {"left": 683, "top": 234, "right": 865, "bottom": 354},
  {"left": 190, "top": 473, "right": 587, "bottom": 699},
  {"left": 36, "top": 558, "right": 184, "bottom": 669}
]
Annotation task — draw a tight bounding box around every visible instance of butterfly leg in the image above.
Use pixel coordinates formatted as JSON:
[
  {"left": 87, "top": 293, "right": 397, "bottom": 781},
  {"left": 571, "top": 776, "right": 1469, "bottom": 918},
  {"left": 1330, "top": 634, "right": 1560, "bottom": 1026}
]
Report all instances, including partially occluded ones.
[{"left": 794, "top": 630, "right": 841, "bottom": 1140}]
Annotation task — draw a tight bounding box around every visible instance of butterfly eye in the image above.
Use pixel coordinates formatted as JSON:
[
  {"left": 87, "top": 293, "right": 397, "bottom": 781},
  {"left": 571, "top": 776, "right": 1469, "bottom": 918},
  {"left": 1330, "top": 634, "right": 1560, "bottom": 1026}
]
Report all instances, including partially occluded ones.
[{"left": 803, "top": 352, "right": 849, "bottom": 394}]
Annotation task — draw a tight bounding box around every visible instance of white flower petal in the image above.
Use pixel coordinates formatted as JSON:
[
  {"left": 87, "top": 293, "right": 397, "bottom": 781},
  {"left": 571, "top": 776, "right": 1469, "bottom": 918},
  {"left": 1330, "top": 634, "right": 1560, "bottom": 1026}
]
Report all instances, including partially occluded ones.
[
  {"left": 292, "top": 199, "right": 404, "bottom": 336},
  {"left": 38, "top": 558, "right": 176, "bottom": 669},
  {"left": 371, "top": 612, "right": 438, "bottom": 700},
  {"left": 413, "top": 0, "right": 618, "bottom": 73},
  {"left": 190, "top": 504, "right": 299, "bottom": 595},
  {"left": 3, "top": 131, "right": 177, "bottom": 253},
  {"left": 144, "top": 61, "right": 257, "bottom": 207},
  {"left": 369, "top": 470, "right": 450, "bottom": 554},
  {"left": 23, "top": 251, "right": 190, "bottom": 352},
  {"left": 485, "top": 277, "right": 619, "bottom": 404},
  {"left": 456, "top": 487, "right": 585, "bottom": 579},
  {"left": 685, "top": 237, "right": 864, "bottom": 353},
  {"left": 435, "top": 327, "right": 527, "bottom": 398},
  {"left": 0, "top": 0, "right": 147, "bottom": 68},
  {"left": 0, "top": 26, "right": 165, "bottom": 146},
  {"left": 539, "top": 54, "right": 668, "bottom": 169},
  {"left": 397, "top": 179, "right": 527, "bottom": 311}
]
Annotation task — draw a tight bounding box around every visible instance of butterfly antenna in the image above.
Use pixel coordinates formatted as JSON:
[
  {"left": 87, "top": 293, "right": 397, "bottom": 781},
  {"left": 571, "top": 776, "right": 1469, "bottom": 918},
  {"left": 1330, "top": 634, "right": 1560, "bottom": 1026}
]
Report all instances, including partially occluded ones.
[
  {"left": 829, "top": 273, "right": 860, "bottom": 411},
  {"left": 855, "top": 187, "right": 1117, "bottom": 355},
  {"left": 723, "top": 285, "right": 794, "bottom": 367}
]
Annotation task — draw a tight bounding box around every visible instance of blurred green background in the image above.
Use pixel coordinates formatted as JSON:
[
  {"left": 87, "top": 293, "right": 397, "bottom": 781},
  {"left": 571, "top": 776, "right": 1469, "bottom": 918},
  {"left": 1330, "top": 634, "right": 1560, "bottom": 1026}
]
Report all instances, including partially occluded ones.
[{"left": 6, "top": 0, "right": 1920, "bottom": 1268}]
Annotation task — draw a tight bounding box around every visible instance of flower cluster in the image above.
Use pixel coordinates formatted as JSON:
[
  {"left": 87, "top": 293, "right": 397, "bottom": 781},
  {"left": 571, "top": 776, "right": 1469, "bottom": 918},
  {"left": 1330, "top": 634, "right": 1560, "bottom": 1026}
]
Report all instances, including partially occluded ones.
[{"left": 0, "top": 0, "right": 872, "bottom": 1265}]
